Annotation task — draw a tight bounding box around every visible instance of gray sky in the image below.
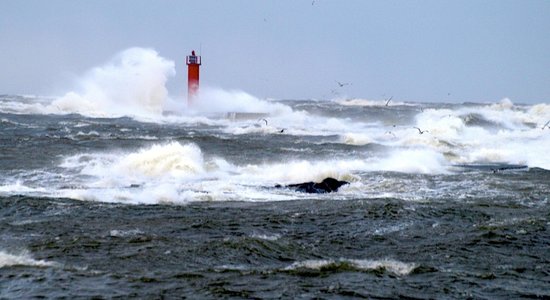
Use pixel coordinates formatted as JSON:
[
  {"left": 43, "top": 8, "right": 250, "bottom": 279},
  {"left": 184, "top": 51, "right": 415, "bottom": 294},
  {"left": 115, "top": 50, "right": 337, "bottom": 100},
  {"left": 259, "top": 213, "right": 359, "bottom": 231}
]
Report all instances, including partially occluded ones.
[{"left": 1, "top": 0, "right": 549, "bottom": 103}]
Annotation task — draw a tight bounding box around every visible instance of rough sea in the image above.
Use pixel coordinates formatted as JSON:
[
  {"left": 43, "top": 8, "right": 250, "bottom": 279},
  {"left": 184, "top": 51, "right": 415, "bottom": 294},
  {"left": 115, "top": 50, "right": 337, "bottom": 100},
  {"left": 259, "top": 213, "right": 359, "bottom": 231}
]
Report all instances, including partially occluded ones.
[{"left": 1, "top": 48, "right": 549, "bottom": 298}]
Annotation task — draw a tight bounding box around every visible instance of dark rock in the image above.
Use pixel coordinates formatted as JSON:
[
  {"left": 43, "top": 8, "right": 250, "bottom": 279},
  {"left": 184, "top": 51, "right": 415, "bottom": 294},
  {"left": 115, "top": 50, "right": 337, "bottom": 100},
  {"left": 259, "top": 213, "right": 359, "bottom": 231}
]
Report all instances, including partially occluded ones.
[{"left": 276, "top": 177, "right": 349, "bottom": 194}]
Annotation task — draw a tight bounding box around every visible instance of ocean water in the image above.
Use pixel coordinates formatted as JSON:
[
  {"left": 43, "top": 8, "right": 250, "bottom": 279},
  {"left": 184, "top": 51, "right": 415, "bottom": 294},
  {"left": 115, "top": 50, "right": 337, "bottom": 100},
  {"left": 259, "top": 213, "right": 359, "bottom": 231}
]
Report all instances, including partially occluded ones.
[{"left": 1, "top": 48, "right": 550, "bottom": 298}]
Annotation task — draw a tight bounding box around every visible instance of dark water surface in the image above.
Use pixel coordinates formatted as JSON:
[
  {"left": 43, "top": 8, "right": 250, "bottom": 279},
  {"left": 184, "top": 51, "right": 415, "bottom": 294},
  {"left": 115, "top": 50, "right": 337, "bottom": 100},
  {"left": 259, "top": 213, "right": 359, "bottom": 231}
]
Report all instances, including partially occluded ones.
[{"left": 2, "top": 191, "right": 549, "bottom": 298}]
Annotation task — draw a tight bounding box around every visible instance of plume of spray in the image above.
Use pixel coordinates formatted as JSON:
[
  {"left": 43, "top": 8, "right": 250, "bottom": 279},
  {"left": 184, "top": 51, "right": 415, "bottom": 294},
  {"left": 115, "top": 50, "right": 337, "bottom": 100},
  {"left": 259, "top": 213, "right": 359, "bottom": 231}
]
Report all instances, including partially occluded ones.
[
  {"left": 188, "top": 87, "right": 292, "bottom": 116},
  {"left": 187, "top": 87, "right": 362, "bottom": 136},
  {"left": 51, "top": 48, "right": 175, "bottom": 118}
]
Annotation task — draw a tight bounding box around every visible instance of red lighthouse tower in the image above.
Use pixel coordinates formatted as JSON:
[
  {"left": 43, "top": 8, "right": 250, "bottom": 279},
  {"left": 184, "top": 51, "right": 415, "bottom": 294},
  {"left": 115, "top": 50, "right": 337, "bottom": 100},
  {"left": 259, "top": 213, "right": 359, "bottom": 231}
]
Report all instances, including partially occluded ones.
[{"left": 186, "top": 50, "right": 201, "bottom": 106}]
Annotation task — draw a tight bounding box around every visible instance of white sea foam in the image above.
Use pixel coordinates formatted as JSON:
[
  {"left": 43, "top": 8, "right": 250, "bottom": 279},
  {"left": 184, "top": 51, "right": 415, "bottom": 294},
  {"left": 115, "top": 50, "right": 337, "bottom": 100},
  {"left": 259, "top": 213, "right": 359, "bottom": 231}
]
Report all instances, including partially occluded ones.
[
  {"left": 109, "top": 229, "right": 144, "bottom": 237},
  {"left": 217, "top": 99, "right": 363, "bottom": 137},
  {"left": 403, "top": 99, "right": 550, "bottom": 169},
  {"left": 250, "top": 233, "right": 281, "bottom": 241},
  {"left": 0, "top": 250, "right": 57, "bottom": 268},
  {"left": 52, "top": 141, "right": 367, "bottom": 204},
  {"left": 2, "top": 96, "right": 549, "bottom": 205},
  {"left": 371, "top": 149, "right": 450, "bottom": 174},
  {"left": 284, "top": 258, "right": 417, "bottom": 276},
  {"left": 39, "top": 112, "right": 547, "bottom": 204},
  {"left": 190, "top": 88, "right": 292, "bottom": 116},
  {"left": 349, "top": 258, "right": 417, "bottom": 275},
  {"left": 237, "top": 159, "right": 362, "bottom": 185},
  {"left": 329, "top": 99, "right": 549, "bottom": 170},
  {"left": 340, "top": 132, "right": 374, "bottom": 145},
  {"left": 115, "top": 142, "right": 206, "bottom": 179}
]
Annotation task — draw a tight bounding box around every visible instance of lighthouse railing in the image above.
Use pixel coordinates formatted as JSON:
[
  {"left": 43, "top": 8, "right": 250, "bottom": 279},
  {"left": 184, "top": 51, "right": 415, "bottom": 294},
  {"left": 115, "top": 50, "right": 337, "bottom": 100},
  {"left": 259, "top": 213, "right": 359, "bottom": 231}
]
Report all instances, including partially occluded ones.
[{"left": 186, "top": 55, "right": 201, "bottom": 65}]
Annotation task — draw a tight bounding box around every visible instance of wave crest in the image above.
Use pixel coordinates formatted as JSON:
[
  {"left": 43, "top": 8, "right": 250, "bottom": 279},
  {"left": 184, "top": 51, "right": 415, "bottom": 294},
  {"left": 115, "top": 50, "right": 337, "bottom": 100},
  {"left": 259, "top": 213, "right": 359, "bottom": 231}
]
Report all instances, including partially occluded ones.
[
  {"left": 284, "top": 258, "right": 417, "bottom": 276},
  {"left": 0, "top": 250, "right": 57, "bottom": 268}
]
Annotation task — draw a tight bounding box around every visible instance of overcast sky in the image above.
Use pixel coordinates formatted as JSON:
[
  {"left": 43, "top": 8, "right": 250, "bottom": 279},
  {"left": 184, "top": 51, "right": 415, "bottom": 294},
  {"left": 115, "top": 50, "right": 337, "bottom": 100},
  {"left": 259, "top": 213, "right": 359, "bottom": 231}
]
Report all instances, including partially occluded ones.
[{"left": 1, "top": 0, "right": 549, "bottom": 103}]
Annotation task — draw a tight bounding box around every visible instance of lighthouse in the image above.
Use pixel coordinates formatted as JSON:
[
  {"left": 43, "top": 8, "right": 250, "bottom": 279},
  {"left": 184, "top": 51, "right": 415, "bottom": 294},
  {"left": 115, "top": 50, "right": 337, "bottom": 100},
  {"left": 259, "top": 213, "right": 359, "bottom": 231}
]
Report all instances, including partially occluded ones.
[{"left": 186, "top": 50, "right": 201, "bottom": 106}]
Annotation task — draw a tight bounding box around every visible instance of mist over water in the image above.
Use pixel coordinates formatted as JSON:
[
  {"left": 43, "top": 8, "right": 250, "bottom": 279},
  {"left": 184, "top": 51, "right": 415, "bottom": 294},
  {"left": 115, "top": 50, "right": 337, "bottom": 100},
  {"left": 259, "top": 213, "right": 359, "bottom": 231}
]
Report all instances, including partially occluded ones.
[{"left": 1, "top": 47, "right": 549, "bottom": 298}]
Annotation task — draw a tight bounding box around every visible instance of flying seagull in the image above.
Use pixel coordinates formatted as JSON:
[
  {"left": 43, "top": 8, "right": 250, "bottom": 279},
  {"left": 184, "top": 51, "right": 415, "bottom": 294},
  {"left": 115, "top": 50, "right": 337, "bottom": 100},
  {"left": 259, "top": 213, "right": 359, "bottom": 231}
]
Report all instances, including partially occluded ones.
[
  {"left": 413, "top": 127, "right": 428, "bottom": 134},
  {"left": 385, "top": 96, "right": 393, "bottom": 106},
  {"left": 335, "top": 80, "right": 350, "bottom": 87}
]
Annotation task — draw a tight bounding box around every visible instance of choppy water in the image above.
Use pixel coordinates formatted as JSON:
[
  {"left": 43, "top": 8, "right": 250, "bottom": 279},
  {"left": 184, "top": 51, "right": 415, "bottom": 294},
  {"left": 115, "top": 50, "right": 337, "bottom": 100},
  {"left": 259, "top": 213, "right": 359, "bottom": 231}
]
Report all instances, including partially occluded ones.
[
  {"left": 1, "top": 94, "right": 549, "bottom": 298},
  {"left": 1, "top": 48, "right": 550, "bottom": 298}
]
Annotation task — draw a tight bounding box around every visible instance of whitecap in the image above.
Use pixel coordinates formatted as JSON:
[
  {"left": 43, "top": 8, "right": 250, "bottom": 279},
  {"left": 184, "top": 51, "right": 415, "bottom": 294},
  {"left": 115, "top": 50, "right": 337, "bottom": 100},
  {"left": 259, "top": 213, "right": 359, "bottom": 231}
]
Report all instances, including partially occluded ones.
[
  {"left": 0, "top": 250, "right": 57, "bottom": 268},
  {"left": 250, "top": 233, "right": 281, "bottom": 241},
  {"left": 284, "top": 258, "right": 417, "bottom": 276}
]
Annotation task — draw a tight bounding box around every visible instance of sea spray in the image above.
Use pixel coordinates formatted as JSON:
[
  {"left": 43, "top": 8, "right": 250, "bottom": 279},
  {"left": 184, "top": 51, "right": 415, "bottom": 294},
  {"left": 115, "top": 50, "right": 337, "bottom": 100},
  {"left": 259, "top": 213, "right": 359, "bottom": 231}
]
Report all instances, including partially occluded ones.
[
  {"left": 365, "top": 148, "right": 449, "bottom": 174},
  {"left": 410, "top": 99, "right": 550, "bottom": 168},
  {"left": 50, "top": 48, "right": 175, "bottom": 118},
  {"left": 190, "top": 88, "right": 292, "bottom": 115}
]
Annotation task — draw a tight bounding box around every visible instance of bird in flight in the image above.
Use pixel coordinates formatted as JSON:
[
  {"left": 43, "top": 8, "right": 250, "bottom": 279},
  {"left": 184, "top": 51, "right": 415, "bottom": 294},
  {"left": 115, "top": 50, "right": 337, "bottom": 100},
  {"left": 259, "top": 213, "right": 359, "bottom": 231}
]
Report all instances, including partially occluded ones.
[
  {"left": 335, "top": 80, "right": 351, "bottom": 87},
  {"left": 385, "top": 96, "right": 393, "bottom": 106},
  {"left": 413, "top": 127, "right": 429, "bottom": 134}
]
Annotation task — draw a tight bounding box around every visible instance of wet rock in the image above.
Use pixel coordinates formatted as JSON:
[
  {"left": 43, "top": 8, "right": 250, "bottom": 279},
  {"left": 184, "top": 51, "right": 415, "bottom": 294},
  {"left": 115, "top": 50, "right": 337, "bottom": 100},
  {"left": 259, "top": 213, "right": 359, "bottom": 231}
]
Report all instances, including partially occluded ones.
[{"left": 276, "top": 177, "right": 349, "bottom": 194}]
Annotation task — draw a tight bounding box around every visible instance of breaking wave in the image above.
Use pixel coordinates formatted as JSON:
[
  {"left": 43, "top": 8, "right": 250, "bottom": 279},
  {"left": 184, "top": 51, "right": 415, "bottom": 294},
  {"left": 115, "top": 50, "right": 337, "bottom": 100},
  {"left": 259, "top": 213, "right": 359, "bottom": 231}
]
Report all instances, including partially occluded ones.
[
  {"left": 0, "top": 250, "right": 57, "bottom": 268},
  {"left": 283, "top": 258, "right": 417, "bottom": 276}
]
